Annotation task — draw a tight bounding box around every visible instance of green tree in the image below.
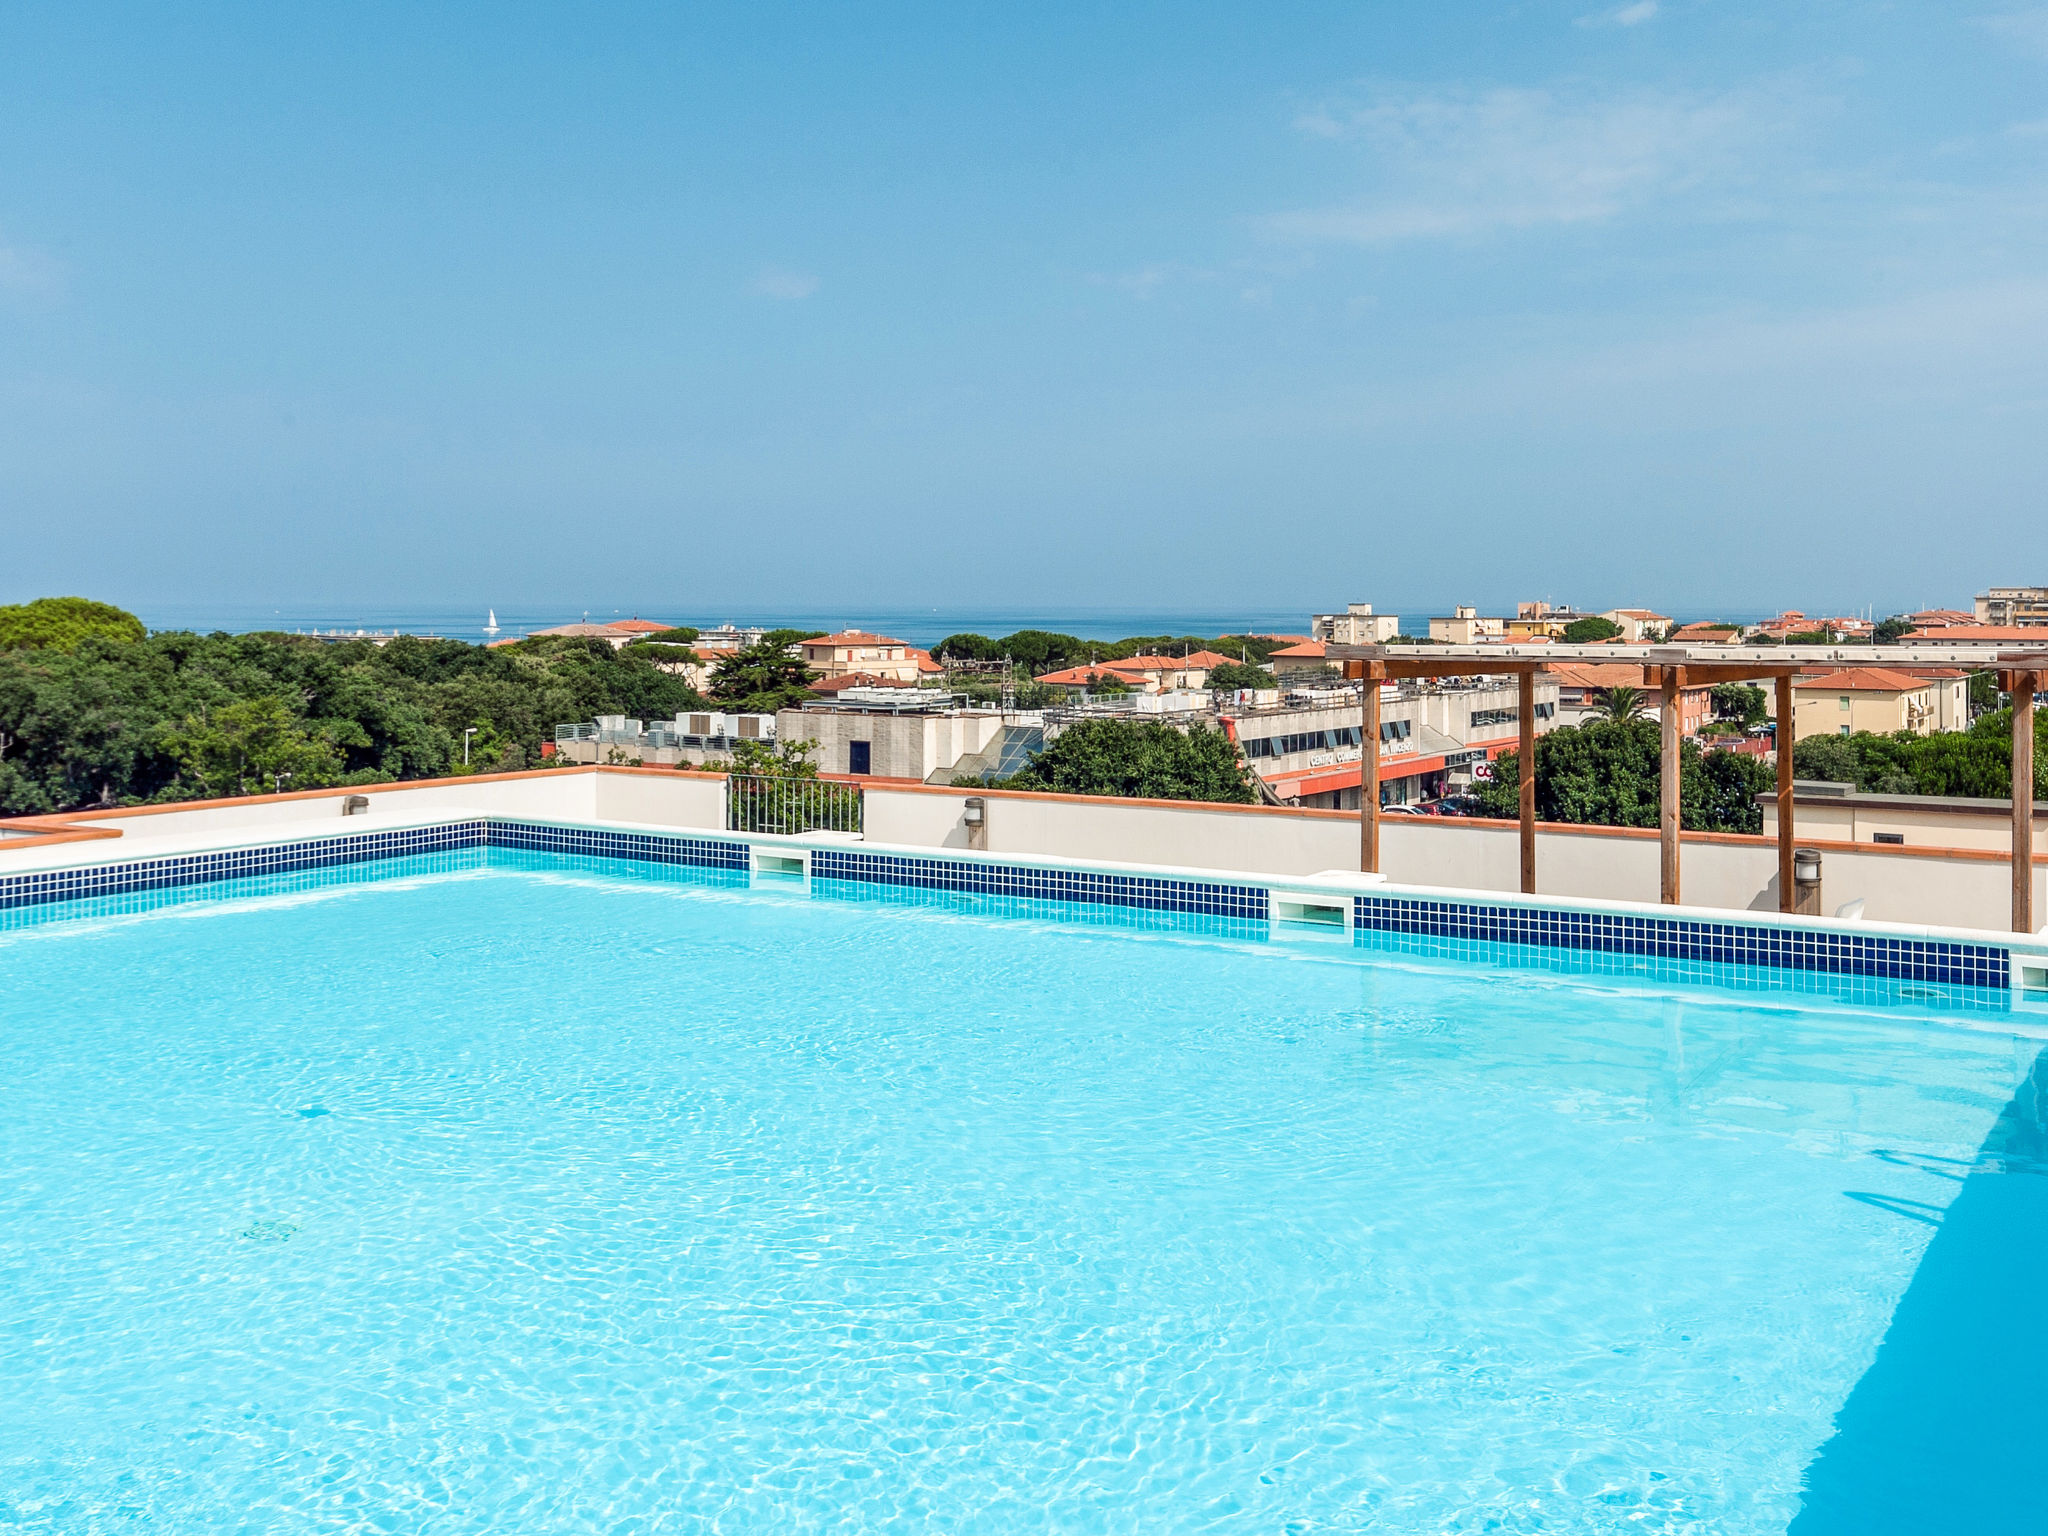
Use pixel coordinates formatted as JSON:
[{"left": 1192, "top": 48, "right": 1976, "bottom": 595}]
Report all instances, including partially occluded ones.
[
  {"left": 709, "top": 640, "right": 815, "bottom": 713},
  {"left": 1475, "top": 720, "right": 1774, "bottom": 833},
  {"left": 1212, "top": 635, "right": 1286, "bottom": 666},
  {"left": 934, "top": 633, "right": 998, "bottom": 662},
  {"left": 1561, "top": 616, "right": 1622, "bottom": 644},
  {"left": 1594, "top": 685, "right": 1648, "bottom": 722},
  {"left": 161, "top": 697, "right": 345, "bottom": 797},
  {"left": 1791, "top": 733, "right": 1865, "bottom": 787},
  {"left": 1001, "top": 719, "right": 1256, "bottom": 803},
  {"left": 704, "top": 737, "right": 822, "bottom": 777},
  {"left": 0, "top": 597, "right": 147, "bottom": 652},
  {"left": 1206, "top": 660, "right": 1276, "bottom": 691},
  {"left": 1711, "top": 684, "right": 1767, "bottom": 725},
  {"left": 1873, "top": 615, "right": 1914, "bottom": 644}
]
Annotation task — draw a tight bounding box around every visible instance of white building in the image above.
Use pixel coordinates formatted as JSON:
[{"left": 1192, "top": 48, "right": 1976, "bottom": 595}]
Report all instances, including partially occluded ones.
[
  {"left": 1311, "top": 603, "right": 1401, "bottom": 645},
  {"left": 1225, "top": 676, "right": 1558, "bottom": 811}
]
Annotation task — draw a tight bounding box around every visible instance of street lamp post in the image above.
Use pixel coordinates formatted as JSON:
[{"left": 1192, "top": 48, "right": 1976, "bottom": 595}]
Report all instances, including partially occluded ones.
[{"left": 463, "top": 727, "right": 478, "bottom": 767}]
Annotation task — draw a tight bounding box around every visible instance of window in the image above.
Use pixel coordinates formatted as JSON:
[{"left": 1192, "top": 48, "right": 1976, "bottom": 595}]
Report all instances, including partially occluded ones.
[
  {"left": 1379, "top": 719, "right": 1412, "bottom": 744},
  {"left": 1838, "top": 725, "right": 1851, "bottom": 737},
  {"left": 1839, "top": 696, "right": 1850, "bottom": 710},
  {"left": 1469, "top": 707, "right": 1519, "bottom": 728},
  {"left": 848, "top": 740, "right": 871, "bottom": 775}
]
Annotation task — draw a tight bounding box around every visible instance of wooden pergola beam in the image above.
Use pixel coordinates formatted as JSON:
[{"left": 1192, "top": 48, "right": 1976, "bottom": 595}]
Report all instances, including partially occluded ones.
[
  {"left": 1370, "top": 657, "right": 1548, "bottom": 679},
  {"left": 1642, "top": 663, "right": 1805, "bottom": 687}
]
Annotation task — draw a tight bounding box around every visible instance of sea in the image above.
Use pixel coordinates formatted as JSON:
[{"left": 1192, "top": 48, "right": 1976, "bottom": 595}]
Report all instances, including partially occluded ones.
[{"left": 130, "top": 603, "right": 1780, "bottom": 650}]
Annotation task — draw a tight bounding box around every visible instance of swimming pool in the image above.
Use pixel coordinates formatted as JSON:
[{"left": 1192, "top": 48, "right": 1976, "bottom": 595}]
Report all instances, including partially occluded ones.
[{"left": 2, "top": 845, "right": 2043, "bottom": 1533}]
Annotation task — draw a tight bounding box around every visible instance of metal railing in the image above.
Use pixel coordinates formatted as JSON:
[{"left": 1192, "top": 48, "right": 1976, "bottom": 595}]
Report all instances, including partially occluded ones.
[{"left": 725, "top": 774, "right": 863, "bottom": 836}]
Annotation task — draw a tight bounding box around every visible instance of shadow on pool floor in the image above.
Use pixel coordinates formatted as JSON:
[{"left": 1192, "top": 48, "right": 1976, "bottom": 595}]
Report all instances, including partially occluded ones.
[{"left": 1791, "top": 1045, "right": 2048, "bottom": 1536}]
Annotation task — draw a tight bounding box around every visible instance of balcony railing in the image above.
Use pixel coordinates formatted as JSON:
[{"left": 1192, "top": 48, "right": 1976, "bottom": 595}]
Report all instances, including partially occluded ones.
[{"left": 725, "top": 774, "right": 863, "bottom": 836}]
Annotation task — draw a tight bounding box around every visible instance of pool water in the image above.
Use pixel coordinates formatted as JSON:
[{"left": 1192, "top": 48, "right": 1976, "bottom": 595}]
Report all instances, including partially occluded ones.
[{"left": 1, "top": 851, "right": 2043, "bottom": 1534}]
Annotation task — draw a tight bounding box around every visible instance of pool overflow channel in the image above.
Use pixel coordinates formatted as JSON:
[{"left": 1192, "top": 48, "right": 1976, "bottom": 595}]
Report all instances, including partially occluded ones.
[{"left": 6, "top": 812, "right": 2048, "bottom": 1011}]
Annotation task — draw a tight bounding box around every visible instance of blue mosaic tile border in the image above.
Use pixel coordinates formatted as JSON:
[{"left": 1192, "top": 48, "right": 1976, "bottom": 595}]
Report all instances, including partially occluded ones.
[
  {"left": 0, "top": 821, "right": 486, "bottom": 913},
  {"left": 483, "top": 820, "right": 750, "bottom": 870},
  {"left": 809, "top": 874, "right": 1268, "bottom": 943},
  {"left": 809, "top": 847, "right": 1268, "bottom": 922},
  {"left": 1355, "top": 894, "right": 2010, "bottom": 989},
  {"left": 0, "top": 848, "right": 490, "bottom": 935}
]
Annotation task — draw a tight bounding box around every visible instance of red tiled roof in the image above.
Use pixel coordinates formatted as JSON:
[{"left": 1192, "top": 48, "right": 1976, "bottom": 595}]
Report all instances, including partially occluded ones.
[
  {"left": 608, "top": 619, "right": 677, "bottom": 634},
  {"left": 1108, "top": 654, "right": 1191, "bottom": 671},
  {"left": 1794, "top": 669, "right": 1934, "bottom": 693},
  {"left": 1905, "top": 625, "right": 2048, "bottom": 643},
  {"left": 803, "top": 631, "right": 908, "bottom": 648},
  {"left": 1034, "top": 664, "right": 1145, "bottom": 686},
  {"left": 1269, "top": 641, "right": 1327, "bottom": 658}
]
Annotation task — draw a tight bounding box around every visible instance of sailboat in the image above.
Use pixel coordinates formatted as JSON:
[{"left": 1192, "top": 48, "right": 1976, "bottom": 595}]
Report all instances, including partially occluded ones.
[{"left": 484, "top": 609, "right": 500, "bottom": 635}]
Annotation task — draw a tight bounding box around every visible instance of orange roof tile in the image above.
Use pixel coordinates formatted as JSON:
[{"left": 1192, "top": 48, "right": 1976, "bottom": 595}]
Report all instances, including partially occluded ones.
[
  {"left": 1794, "top": 669, "right": 1934, "bottom": 693},
  {"left": 803, "top": 631, "right": 909, "bottom": 648},
  {"left": 1905, "top": 625, "right": 2048, "bottom": 643},
  {"left": 1034, "top": 664, "right": 1146, "bottom": 686}
]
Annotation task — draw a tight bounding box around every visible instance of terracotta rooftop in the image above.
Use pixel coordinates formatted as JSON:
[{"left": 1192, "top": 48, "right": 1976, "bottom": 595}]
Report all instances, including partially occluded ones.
[
  {"left": 803, "top": 631, "right": 909, "bottom": 648},
  {"left": 1794, "top": 669, "right": 1936, "bottom": 693}
]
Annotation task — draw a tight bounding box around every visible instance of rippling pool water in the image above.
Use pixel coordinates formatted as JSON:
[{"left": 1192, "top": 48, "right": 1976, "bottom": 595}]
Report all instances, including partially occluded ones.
[{"left": 1, "top": 851, "right": 2041, "bottom": 1534}]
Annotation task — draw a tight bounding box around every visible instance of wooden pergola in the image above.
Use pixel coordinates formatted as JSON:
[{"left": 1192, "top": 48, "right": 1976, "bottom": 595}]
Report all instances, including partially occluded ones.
[{"left": 1329, "top": 642, "right": 2048, "bottom": 932}]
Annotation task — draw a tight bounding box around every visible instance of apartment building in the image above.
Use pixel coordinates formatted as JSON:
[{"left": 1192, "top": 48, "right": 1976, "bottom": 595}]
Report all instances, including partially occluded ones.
[
  {"left": 1223, "top": 676, "right": 1558, "bottom": 811},
  {"left": 1311, "top": 603, "right": 1401, "bottom": 645},
  {"left": 1427, "top": 605, "right": 1507, "bottom": 644},
  {"left": 797, "top": 632, "right": 941, "bottom": 684},
  {"left": 1790, "top": 670, "right": 1938, "bottom": 741},
  {"left": 1599, "top": 608, "right": 1670, "bottom": 643},
  {"left": 1975, "top": 586, "right": 2048, "bottom": 627},
  {"left": 552, "top": 711, "right": 777, "bottom": 765},
  {"left": 778, "top": 695, "right": 1008, "bottom": 779}
]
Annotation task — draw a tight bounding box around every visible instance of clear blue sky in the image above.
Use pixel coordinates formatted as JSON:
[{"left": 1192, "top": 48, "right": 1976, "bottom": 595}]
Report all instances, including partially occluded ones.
[{"left": 2, "top": 1, "right": 2044, "bottom": 619}]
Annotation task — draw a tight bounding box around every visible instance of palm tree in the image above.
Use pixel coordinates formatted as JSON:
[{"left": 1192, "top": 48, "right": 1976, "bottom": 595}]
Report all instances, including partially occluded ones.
[{"left": 1594, "top": 685, "right": 1647, "bottom": 722}]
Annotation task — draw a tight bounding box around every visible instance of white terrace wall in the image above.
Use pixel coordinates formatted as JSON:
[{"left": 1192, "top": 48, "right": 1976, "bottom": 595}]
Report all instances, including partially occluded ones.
[
  {"left": 591, "top": 770, "right": 727, "bottom": 830},
  {"left": 862, "top": 783, "right": 2046, "bottom": 934},
  {"left": 8, "top": 768, "right": 2041, "bottom": 937},
  {"left": 40, "top": 769, "right": 603, "bottom": 845}
]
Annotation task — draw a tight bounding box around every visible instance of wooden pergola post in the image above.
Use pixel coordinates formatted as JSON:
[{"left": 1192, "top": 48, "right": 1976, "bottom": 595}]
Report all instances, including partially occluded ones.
[
  {"left": 1775, "top": 673, "right": 1795, "bottom": 913},
  {"left": 1660, "top": 664, "right": 1683, "bottom": 905},
  {"left": 1518, "top": 668, "right": 1537, "bottom": 894},
  {"left": 2015, "top": 669, "right": 2036, "bottom": 934}
]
